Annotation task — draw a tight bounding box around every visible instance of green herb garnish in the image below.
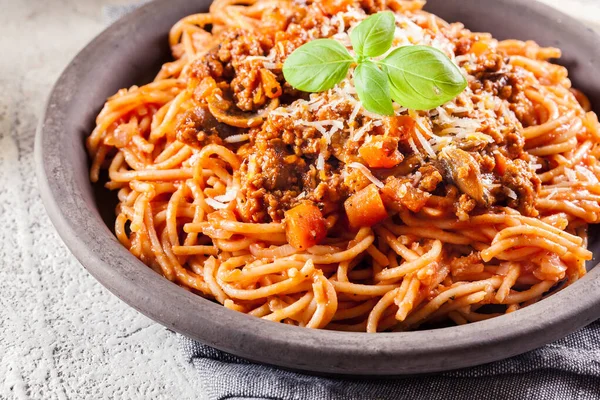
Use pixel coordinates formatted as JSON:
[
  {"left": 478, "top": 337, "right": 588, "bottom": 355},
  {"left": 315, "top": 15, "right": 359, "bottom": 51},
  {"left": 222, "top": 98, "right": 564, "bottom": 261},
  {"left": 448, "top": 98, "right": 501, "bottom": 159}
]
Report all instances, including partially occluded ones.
[
  {"left": 381, "top": 46, "right": 469, "bottom": 111},
  {"left": 282, "top": 39, "right": 354, "bottom": 92},
  {"left": 353, "top": 61, "right": 394, "bottom": 116},
  {"left": 282, "top": 11, "right": 467, "bottom": 115},
  {"left": 350, "top": 11, "right": 396, "bottom": 59}
]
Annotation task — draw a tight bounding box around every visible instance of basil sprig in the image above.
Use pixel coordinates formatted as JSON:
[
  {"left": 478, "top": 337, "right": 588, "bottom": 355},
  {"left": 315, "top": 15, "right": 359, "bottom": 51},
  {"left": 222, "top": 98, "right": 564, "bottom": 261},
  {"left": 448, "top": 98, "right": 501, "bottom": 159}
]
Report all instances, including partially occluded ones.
[
  {"left": 281, "top": 39, "right": 354, "bottom": 92},
  {"left": 282, "top": 11, "right": 467, "bottom": 115},
  {"left": 354, "top": 61, "right": 394, "bottom": 116},
  {"left": 381, "top": 46, "right": 468, "bottom": 111},
  {"left": 350, "top": 11, "right": 396, "bottom": 58}
]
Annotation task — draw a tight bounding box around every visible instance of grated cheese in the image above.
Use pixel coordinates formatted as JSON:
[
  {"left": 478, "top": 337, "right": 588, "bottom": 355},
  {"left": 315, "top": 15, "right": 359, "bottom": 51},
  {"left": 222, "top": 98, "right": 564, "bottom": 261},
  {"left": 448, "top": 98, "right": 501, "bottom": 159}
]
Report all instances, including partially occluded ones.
[
  {"left": 408, "top": 138, "right": 421, "bottom": 156},
  {"left": 205, "top": 198, "right": 229, "bottom": 210},
  {"left": 307, "top": 97, "right": 326, "bottom": 110},
  {"left": 349, "top": 162, "right": 384, "bottom": 188},
  {"left": 244, "top": 56, "right": 270, "bottom": 62},
  {"left": 565, "top": 168, "right": 577, "bottom": 182},
  {"left": 270, "top": 108, "right": 291, "bottom": 117},
  {"left": 505, "top": 187, "right": 518, "bottom": 200},
  {"left": 213, "top": 187, "right": 239, "bottom": 203},
  {"left": 316, "top": 153, "right": 325, "bottom": 171},
  {"left": 225, "top": 134, "right": 250, "bottom": 143},
  {"left": 352, "top": 120, "right": 372, "bottom": 142},
  {"left": 295, "top": 119, "right": 343, "bottom": 144},
  {"left": 412, "top": 171, "right": 423, "bottom": 187},
  {"left": 349, "top": 101, "right": 361, "bottom": 125},
  {"left": 414, "top": 128, "right": 436, "bottom": 159},
  {"left": 575, "top": 165, "right": 599, "bottom": 183},
  {"left": 547, "top": 189, "right": 559, "bottom": 200}
]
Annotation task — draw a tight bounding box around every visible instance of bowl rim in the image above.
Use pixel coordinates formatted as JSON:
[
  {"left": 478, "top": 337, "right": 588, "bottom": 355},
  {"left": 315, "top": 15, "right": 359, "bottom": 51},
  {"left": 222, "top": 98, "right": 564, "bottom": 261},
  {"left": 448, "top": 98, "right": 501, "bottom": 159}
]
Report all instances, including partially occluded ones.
[{"left": 35, "top": 0, "right": 600, "bottom": 375}]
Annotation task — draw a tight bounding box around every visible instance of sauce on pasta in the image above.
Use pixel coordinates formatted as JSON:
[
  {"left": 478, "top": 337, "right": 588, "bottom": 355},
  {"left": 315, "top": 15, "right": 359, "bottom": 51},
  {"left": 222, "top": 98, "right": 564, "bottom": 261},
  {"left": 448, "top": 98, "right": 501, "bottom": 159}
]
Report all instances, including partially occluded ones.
[{"left": 87, "top": 0, "right": 600, "bottom": 332}]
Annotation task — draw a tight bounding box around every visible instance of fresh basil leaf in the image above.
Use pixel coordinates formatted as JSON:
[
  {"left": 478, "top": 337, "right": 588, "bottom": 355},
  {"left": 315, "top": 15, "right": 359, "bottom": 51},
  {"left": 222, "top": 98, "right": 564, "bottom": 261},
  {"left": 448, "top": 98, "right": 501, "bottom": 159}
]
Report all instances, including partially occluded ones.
[
  {"left": 354, "top": 61, "right": 394, "bottom": 116},
  {"left": 350, "top": 11, "right": 396, "bottom": 58},
  {"left": 381, "top": 45, "right": 467, "bottom": 110},
  {"left": 282, "top": 39, "right": 353, "bottom": 92}
]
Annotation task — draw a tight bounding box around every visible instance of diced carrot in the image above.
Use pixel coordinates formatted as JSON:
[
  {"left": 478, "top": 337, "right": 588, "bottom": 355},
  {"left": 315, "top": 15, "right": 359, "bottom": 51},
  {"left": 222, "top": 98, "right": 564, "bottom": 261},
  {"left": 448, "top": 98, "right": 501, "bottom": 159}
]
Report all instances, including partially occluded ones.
[
  {"left": 344, "top": 184, "right": 388, "bottom": 228},
  {"left": 193, "top": 76, "right": 218, "bottom": 100},
  {"left": 470, "top": 41, "right": 489, "bottom": 57},
  {"left": 260, "top": 69, "right": 282, "bottom": 99},
  {"left": 494, "top": 152, "right": 507, "bottom": 176},
  {"left": 320, "top": 0, "right": 353, "bottom": 14},
  {"left": 381, "top": 177, "right": 430, "bottom": 213},
  {"left": 388, "top": 115, "right": 415, "bottom": 141},
  {"left": 285, "top": 203, "right": 327, "bottom": 250},
  {"left": 359, "top": 136, "right": 404, "bottom": 169}
]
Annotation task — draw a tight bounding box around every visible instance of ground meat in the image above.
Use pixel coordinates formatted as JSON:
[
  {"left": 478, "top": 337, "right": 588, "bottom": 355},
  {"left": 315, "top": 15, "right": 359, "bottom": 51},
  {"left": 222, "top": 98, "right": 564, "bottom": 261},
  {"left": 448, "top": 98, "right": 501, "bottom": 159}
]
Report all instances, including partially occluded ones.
[
  {"left": 359, "top": 0, "right": 386, "bottom": 14},
  {"left": 454, "top": 36, "right": 473, "bottom": 56},
  {"left": 189, "top": 51, "right": 226, "bottom": 82},
  {"left": 417, "top": 165, "right": 443, "bottom": 192},
  {"left": 182, "top": 2, "right": 551, "bottom": 225},
  {"left": 217, "top": 29, "right": 267, "bottom": 65},
  {"left": 501, "top": 159, "right": 540, "bottom": 216},
  {"left": 264, "top": 140, "right": 305, "bottom": 190},
  {"left": 456, "top": 194, "right": 477, "bottom": 221},
  {"left": 449, "top": 252, "right": 484, "bottom": 276},
  {"left": 175, "top": 106, "right": 232, "bottom": 149},
  {"left": 216, "top": 30, "right": 275, "bottom": 111},
  {"left": 237, "top": 149, "right": 305, "bottom": 222},
  {"left": 466, "top": 54, "right": 524, "bottom": 103}
]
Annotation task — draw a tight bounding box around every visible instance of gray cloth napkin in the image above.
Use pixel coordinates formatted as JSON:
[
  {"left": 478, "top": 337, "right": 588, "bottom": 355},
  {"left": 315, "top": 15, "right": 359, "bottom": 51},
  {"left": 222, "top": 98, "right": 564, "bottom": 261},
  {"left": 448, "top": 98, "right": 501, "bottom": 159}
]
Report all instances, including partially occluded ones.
[
  {"left": 179, "top": 321, "right": 600, "bottom": 400},
  {"left": 106, "top": 4, "right": 600, "bottom": 399}
]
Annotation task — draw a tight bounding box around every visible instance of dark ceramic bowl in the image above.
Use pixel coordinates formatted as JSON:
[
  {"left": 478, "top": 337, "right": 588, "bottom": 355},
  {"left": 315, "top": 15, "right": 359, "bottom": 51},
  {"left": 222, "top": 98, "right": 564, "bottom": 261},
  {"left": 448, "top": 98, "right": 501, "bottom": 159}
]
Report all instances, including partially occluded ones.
[{"left": 36, "top": 0, "right": 600, "bottom": 375}]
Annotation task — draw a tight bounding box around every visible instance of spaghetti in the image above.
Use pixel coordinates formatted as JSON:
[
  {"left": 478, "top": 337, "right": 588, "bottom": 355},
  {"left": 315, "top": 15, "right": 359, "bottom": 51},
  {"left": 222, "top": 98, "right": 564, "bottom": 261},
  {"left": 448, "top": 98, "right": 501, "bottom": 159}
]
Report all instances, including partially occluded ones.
[{"left": 87, "top": 0, "right": 600, "bottom": 332}]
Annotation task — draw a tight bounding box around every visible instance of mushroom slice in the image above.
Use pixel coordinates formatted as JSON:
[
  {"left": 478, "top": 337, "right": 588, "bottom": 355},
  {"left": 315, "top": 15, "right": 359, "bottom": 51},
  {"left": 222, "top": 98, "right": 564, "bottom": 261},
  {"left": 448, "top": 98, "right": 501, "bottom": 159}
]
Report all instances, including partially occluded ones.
[
  {"left": 438, "top": 147, "right": 489, "bottom": 206},
  {"left": 207, "top": 94, "right": 279, "bottom": 128}
]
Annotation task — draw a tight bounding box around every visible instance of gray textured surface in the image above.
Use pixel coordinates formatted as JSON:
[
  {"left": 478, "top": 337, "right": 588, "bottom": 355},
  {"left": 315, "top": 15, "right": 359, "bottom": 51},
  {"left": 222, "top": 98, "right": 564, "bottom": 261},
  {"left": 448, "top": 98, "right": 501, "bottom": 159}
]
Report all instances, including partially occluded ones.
[
  {"left": 1, "top": 0, "right": 600, "bottom": 399},
  {"left": 0, "top": 1, "right": 201, "bottom": 399}
]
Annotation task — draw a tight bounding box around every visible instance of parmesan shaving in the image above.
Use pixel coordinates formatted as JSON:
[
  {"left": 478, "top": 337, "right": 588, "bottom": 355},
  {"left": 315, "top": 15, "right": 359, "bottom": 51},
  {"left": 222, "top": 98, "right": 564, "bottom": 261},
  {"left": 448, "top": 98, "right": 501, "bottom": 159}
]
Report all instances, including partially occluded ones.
[
  {"left": 224, "top": 134, "right": 250, "bottom": 143},
  {"left": 352, "top": 121, "right": 372, "bottom": 142},
  {"left": 295, "top": 119, "right": 344, "bottom": 144},
  {"left": 205, "top": 198, "right": 229, "bottom": 210},
  {"left": 244, "top": 56, "right": 270, "bottom": 62},
  {"left": 505, "top": 187, "right": 518, "bottom": 200},
  {"left": 414, "top": 128, "right": 436, "bottom": 159},
  {"left": 348, "top": 162, "right": 384, "bottom": 188},
  {"left": 316, "top": 153, "right": 325, "bottom": 171},
  {"left": 412, "top": 171, "right": 422, "bottom": 187},
  {"left": 214, "top": 188, "right": 239, "bottom": 203},
  {"left": 349, "top": 102, "right": 361, "bottom": 124},
  {"left": 575, "top": 165, "right": 599, "bottom": 183},
  {"left": 408, "top": 138, "right": 421, "bottom": 156},
  {"left": 270, "top": 108, "right": 291, "bottom": 117},
  {"left": 547, "top": 189, "right": 558, "bottom": 200},
  {"left": 565, "top": 168, "right": 577, "bottom": 182}
]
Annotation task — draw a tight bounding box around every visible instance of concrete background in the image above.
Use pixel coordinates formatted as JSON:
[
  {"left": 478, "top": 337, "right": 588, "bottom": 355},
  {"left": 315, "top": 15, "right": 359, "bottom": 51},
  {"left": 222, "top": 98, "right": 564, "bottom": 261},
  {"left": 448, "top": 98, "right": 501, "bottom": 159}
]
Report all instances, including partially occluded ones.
[{"left": 0, "top": 0, "right": 599, "bottom": 399}]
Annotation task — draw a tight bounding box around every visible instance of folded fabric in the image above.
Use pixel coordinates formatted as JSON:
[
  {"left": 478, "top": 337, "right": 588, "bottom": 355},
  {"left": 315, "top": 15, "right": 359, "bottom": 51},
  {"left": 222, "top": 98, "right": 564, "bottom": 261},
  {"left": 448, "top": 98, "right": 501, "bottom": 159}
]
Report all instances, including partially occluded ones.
[
  {"left": 179, "top": 321, "right": 600, "bottom": 400},
  {"left": 105, "top": 3, "right": 600, "bottom": 399}
]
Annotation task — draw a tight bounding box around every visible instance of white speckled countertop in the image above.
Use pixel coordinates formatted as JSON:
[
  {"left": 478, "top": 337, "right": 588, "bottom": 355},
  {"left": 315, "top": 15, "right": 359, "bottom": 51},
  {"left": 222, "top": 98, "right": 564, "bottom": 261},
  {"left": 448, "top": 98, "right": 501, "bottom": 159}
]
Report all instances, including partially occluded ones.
[{"left": 0, "top": 1, "right": 599, "bottom": 399}]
